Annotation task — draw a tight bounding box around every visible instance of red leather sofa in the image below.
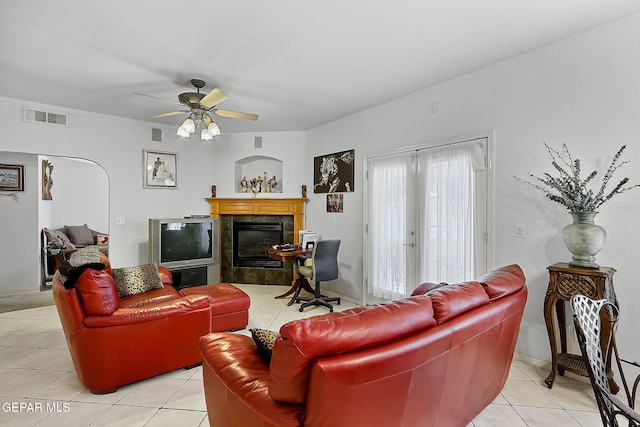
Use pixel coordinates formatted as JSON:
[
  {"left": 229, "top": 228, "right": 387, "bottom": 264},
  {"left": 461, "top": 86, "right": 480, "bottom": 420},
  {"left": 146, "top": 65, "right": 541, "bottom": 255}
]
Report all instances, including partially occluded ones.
[
  {"left": 53, "top": 252, "right": 250, "bottom": 394},
  {"left": 200, "top": 264, "right": 527, "bottom": 427}
]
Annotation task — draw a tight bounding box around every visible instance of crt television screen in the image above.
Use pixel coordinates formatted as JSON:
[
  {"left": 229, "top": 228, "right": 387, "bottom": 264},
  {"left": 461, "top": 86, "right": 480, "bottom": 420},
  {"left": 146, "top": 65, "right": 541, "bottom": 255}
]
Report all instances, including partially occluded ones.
[{"left": 160, "top": 222, "right": 212, "bottom": 262}]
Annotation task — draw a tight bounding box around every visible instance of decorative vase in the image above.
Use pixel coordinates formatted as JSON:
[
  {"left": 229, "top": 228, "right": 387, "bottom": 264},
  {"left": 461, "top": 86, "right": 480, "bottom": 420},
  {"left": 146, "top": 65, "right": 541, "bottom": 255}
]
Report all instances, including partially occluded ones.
[{"left": 562, "top": 211, "right": 606, "bottom": 268}]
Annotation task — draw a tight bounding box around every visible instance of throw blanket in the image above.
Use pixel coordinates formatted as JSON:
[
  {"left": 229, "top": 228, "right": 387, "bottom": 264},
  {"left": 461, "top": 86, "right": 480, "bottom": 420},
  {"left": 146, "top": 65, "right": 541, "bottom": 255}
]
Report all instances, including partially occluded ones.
[{"left": 58, "top": 246, "right": 105, "bottom": 289}]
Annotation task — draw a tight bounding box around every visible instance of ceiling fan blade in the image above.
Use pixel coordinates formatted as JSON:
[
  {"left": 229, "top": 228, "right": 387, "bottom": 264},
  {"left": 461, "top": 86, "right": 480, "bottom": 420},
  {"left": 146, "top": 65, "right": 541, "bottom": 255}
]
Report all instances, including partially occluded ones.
[
  {"left": 214, "top": 109, "right": 259, "bottom": 121},
  {"left": 133, "top": 92, "right": 183, "bottom": 106},
  {"left": 148, "top": 111, "right": 187, "bottom": 119},
  {"left": 199, "top": 88, "right": 228, "bottom": 108}
]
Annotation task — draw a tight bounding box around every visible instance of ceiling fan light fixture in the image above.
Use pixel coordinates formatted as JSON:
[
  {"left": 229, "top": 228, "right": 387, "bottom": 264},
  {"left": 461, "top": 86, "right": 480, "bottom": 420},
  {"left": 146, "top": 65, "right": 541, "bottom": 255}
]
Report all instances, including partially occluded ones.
[
  {"left": 207, "top": 121, "right": 221, "bottom": 137},
  {"left": 201, "top": 129, "right": 213, "bottom": 140},
  {"left": 182, "top": 118, "right": 195, "bottom": 133},
  {"left": 176, "top": 124, "right": 190, "bottom": 137}
]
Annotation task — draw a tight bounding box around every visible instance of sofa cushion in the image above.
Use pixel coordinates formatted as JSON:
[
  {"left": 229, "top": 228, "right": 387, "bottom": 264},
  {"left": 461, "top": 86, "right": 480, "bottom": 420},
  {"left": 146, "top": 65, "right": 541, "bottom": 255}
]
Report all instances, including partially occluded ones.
[
  {"left": 112, "top": 263, "right": 164, "bottom": 298},
  {"left": 65, "top": 224, "right": 95, "bottom": 246},
  {"left": 118, "top": 286, "right": 182, "bottom": 308},
  {"left": 269, "top": 295, "right": 436, "bottom": 404},
  {"left": 478, "top": 264, "right": 526, "bottom": 300},
  {"left": 44, "top": 227, "right": 76, "bottom": 250},
  {"left": 74, "top": 268, "right": 119, "bottom": 315},
  {"left": 250, "top": 328, "right": 278, "bottom": 364},
  {"left": 428, "top": 281, "right": 489, "bottom": 324},
  {"left": 84, "top": 294, "right": 213, "bottom": 327}
]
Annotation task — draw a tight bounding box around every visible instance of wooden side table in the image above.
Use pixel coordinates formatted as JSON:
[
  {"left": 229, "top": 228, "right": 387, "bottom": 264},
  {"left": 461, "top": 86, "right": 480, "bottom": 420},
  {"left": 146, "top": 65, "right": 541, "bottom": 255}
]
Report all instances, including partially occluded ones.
[{"left": 544, "top": 263, "right": 618, "bottom": 392}]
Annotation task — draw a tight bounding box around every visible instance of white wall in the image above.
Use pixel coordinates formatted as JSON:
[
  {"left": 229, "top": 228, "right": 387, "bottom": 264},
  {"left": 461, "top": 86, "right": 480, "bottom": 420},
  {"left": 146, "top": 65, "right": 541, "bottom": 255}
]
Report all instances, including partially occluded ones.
[
  {"left": 0, "top": 97, "right": 306, "bottom": 295},
  {"left": 209, "top": 132, "right": 306, "bottom": 199},
  {"left": 42, "top": 156, "right": 109, "bottom": 232},
  {"left": 305, "top": 13, "right": 640, "bottom": 361},
  {"left": 0, "top": 152, "right": 39, "bottom": 294}
]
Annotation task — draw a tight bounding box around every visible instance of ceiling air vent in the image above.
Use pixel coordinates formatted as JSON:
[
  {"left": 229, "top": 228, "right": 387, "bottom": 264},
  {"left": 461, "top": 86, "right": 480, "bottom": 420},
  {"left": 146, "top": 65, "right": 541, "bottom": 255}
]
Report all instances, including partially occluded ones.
[{"left": 23, "top": 107, "right": 68, "bottom": 126}]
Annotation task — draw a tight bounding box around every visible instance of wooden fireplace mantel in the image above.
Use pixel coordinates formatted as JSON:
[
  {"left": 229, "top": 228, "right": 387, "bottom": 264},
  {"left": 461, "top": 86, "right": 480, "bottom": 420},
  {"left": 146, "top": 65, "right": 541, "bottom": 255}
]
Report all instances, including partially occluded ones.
[{"left": 205, "top": 197, "right": 308, "bottom": 244}]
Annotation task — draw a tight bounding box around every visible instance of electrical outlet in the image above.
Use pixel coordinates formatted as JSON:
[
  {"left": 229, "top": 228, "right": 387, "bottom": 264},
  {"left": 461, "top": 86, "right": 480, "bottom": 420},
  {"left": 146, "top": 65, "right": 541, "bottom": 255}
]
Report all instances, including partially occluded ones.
[{"left": 515, "top": 224, "right": 525, "bottom": 238}]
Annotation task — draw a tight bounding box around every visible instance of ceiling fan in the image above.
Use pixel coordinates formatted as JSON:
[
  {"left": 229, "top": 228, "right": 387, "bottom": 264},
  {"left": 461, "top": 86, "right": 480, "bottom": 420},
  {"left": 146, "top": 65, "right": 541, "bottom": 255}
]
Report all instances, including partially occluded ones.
[{"left": 137, "top": 79, "right": 258, "bottom": 140}]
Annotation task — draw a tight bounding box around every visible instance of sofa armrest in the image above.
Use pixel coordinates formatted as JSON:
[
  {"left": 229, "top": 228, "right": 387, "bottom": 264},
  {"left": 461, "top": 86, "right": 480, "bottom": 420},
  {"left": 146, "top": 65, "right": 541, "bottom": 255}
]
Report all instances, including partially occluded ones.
[
  {"left": 200, "top": 333, "right": 305, "bottom": 427},
  {"left": 84, "top": 294, "right": 212, "bottom": 327},
  {"left": 157, "top": 265, "right": 173, "bottom": 286}
]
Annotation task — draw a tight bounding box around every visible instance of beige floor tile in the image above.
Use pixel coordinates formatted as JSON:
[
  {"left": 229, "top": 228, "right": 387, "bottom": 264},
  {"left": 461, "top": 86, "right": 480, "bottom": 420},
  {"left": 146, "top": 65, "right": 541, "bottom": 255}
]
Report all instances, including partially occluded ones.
[
  {"left": 0, "top": 346, "right": 36, "bottom": 366},
  {"left": 512, "top": 406, "right": 582, "bottom": 426},
  {"left": 501, "top": 379, "right": 561, "bottom": 408},
  {"left": 39, "top": 352, "right": 75, "bottom": 371},
  {"left": 14, "top": 331, "right": 65, "bottom": 348},
  {"left": 115, "top": 377, "right": 187, "bottom": 408},
  {"left": 30, "top": 371, "right": 85, "bottom": 400},
  {"left": 0, "top": 367, "right": 30, "bottom": 386},
  {"left": 541, "top": 377, "right": 597, "bottom": 411},
  {"left": 0, "top": 331, "right": 34, "bottom": 346},
  {"left": 0, "top": 398, "right": 50, "bottom": 426},
  {"left": 164, "top": 379, "right": 207, "bottom": 411},
  {"left": 509, "top": 363, "right": 531, "bottom": 380},
  {"left": 199, "top": 413, "right": 211, "bottom": 427},
  {"left": 88, "top": 404, "right": 158, "bottom": 427},
  {"left": 2, "top": 348, "right": 67, "bottom": 369},
  {"left": 144, "top": 408, "right": 208, "bottom": 427},
  {"left": 0, "top": 369, "right": 67, "bottom": 398},
  {"left": 473, "top": 403, "right": 528, "bottom": 427},
  {"left": 565, "top": 409, "right": 604, "bottom": 427},
  {"left": 26, "top": 400, "right": 111, "bottom": 427}
]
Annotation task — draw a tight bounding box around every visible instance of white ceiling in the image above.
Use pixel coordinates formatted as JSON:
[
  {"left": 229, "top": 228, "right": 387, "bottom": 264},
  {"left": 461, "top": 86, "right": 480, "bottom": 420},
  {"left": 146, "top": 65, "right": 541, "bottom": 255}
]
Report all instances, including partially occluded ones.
[{"left": 2, "top": 0, "right": 639, "bottom": 133}]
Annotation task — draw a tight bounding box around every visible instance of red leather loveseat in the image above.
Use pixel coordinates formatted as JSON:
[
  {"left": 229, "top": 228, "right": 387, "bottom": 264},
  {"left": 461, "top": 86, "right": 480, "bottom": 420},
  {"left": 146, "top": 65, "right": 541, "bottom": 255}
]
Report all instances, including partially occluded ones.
[
  {"left": 53, "top": 252, "right": 249, "bottom": 394},
  {"left": 200, "top": 264, "right": 527, "bottom": 427}
]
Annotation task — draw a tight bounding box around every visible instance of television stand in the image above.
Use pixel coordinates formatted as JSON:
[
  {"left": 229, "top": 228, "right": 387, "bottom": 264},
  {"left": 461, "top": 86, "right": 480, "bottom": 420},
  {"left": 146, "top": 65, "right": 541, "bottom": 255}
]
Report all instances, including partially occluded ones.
[{"left": 169, "top": 266, "right": 208, "bottom": 290}]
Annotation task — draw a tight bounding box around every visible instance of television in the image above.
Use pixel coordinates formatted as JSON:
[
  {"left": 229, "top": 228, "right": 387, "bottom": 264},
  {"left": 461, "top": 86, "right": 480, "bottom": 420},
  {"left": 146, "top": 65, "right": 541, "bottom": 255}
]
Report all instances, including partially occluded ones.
[{"left": 148, "top": 217, "right": 219, "bottom": 269}]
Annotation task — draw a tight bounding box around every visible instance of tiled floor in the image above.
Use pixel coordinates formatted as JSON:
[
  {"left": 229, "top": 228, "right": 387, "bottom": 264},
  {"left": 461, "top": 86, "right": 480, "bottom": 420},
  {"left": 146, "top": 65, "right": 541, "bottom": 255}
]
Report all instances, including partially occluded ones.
[{"left": 0, "top": 284, "right": 604, "bottom": 426}]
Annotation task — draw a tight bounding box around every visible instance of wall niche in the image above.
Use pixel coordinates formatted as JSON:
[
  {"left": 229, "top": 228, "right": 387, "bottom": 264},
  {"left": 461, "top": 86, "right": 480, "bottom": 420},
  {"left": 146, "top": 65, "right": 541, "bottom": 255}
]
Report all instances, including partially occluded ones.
[{"left": 235, "top": 156, "right": 283, "bottom": 194}]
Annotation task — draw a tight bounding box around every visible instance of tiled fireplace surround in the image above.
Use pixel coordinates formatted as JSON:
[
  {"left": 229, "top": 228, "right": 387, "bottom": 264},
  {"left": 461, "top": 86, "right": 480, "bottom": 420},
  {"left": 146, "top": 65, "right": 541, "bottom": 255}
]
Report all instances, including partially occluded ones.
[{"left": 205, "top": 198, "right": 307, "bottom": 286}]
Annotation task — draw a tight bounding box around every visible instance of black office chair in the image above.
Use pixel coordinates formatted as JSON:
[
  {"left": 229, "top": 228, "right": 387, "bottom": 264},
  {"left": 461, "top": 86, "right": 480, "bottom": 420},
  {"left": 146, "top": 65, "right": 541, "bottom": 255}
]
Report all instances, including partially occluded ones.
[
  {"left": 571, "top": 294, "right": 640, "bottom": 427},
  {"left": 295, "top": 239, "right": 341, "bottom": 312}
]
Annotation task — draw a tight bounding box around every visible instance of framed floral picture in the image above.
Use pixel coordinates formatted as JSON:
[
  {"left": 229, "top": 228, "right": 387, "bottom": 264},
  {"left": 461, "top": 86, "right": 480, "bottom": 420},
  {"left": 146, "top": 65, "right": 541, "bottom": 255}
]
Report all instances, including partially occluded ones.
[
  {"left": 143, "top": 150, "right": 177, "bottom": 189},
  {"left": 0, "top": 164, "right": 25, "bottom": 192}
]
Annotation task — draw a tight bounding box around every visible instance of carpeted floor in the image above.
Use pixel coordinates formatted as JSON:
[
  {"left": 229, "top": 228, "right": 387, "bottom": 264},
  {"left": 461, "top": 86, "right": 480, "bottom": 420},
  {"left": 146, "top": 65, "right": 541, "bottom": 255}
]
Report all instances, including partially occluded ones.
[{"left": 0, "top": 288, "right": 55, "bottom": 313}]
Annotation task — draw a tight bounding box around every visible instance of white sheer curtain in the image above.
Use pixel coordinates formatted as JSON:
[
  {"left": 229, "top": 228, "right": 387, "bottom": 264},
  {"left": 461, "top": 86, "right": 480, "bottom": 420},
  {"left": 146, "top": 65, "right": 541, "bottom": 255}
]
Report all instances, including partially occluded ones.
[
  {"left": 417, "top": 141, "right": 483, "bottom": 284},
  {"left": 367, "top": 154, "right": 414, "bottom": 300},
  {"left": 367, "top": 139, "right": 486, "bottom": 301}
]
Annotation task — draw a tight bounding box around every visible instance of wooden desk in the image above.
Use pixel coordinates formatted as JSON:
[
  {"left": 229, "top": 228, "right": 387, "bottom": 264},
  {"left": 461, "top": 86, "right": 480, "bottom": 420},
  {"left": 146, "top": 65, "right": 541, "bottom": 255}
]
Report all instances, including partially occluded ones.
[
  {"left": 544, "top": 263, "right": 618, "bottom": 392},
  {"left": 268, "top": 248, "right": 314, "bottom": 305}
]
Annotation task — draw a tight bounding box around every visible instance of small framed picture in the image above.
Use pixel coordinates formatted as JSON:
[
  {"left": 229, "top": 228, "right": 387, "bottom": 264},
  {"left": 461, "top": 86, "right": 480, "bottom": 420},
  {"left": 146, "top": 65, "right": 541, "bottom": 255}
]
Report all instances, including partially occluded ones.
[
  {"left": 326, "top": 193, "right": 344, "bottom": 213},
  {"left": 0, "top": 164, "right": 25, "bottom": 192},
  {"left": 143, "top": 150, "right": 177, "bottom": 189}
]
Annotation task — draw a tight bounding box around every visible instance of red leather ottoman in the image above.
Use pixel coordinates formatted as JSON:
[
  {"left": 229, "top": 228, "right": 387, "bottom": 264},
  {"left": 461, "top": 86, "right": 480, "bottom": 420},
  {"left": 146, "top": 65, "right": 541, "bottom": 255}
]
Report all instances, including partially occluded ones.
[{"left": 180, "top": 284, "right": 250, "bottom": 332}]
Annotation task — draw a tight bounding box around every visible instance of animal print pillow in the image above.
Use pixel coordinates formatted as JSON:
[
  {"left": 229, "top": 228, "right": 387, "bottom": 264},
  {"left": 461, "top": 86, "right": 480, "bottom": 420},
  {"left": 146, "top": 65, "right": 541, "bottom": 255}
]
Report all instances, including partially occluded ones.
[{"left": 112, "top": 263, "right": 164, "bottom": 298}]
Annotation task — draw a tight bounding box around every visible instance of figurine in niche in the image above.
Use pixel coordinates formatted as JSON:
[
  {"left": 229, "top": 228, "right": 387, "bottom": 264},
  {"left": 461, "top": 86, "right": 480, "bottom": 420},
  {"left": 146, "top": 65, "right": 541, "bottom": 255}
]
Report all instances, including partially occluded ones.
[
  {"left": 263, "top": 173, "right": 268, "bottom": 193},
  {"left": 302, "top": 184, "right": 307, "bottom": 198},
  {"left": 211, "top": 185, "right": 216, "bottom": 198},
  {"left": 250, "top": 178, "right": 258, "bottom": 193},
  {"left": 268, "top": 175, "right": 278, "bottom": 193},
  {"left": 256, "top": 175, "right": 264, "bottom": 192},
  {"left": 240, "top": 176, "right": 248, "bottom": 193}
]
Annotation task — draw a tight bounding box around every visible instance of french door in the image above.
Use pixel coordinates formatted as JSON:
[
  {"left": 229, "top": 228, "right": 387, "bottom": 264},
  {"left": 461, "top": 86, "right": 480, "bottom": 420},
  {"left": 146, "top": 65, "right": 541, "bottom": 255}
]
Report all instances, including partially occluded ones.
[{"left": 365, "top": 137, "right": 489, "bottom": 302}]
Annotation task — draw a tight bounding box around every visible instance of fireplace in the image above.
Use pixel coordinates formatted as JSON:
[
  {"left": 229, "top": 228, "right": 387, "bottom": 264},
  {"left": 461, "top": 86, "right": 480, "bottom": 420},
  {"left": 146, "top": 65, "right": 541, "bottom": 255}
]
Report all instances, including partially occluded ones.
[{"left": 233, "top": 222, "right": 283, "bottom": 268}]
